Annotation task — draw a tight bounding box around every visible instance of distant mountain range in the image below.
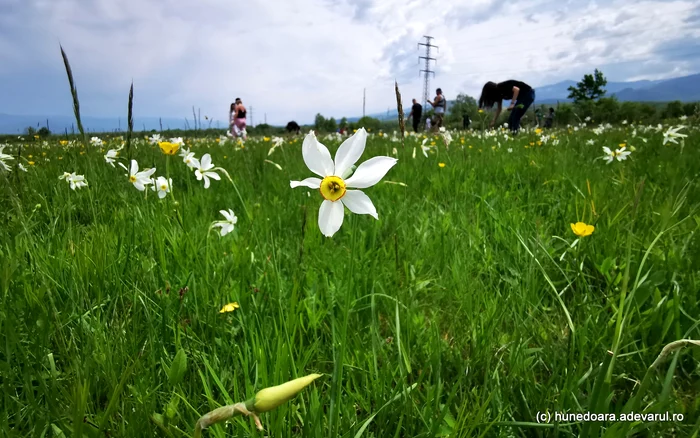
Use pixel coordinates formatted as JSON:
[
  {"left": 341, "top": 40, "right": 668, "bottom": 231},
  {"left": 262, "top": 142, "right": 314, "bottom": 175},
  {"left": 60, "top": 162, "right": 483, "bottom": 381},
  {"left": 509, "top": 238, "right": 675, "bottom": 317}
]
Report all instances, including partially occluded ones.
[
  {"left": 534, "top": 73, "right": 700, "bottom": 104},
  {"left": 2, "top": 73, "right": 699, "bottom": 134},
  {"left": 0, "top": 114, "right": 227, "bottom": 136}
]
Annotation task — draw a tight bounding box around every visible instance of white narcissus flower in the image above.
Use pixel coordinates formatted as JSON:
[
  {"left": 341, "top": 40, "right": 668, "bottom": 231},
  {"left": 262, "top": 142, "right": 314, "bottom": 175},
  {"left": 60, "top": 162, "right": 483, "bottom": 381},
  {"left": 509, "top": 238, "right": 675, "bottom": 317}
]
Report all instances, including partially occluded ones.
[
  {"left": 615, "top": 146, "right": 631, "bottom": 161},
  {"left": 18, "top": 163, "right": 28, "bottom": 172},
  {"left": 90, "top": 136, "right": 103, "bottom": 147},
  {"left": 602, "top": 146, "right": 631, "bottom": 164},
  {"left": 290, "top": 129, "right": 397, "bottom": 237},
  {"left": 586, "top": 139, "right": 595, "bottom": 146},
  {"left": 149, "top": 134, "right": 162, "bottom": 144},
  {"left": 602, "top": 146, "right": 615, "bottom": 164},
  {"left": 104, "top": 148, "right": 120, "bottom": 167},
  {"left": 663, "top": 125, "right": 688, "bottom": 145},
  {"left": 218, "top": 135, "right": 228, "bottom": 145},
  {"left": 0, "top": 144, "right": 14, "bottom": 171},
  {"left": 119, "top": 160, "right": 156, "bottom": 191},
  {"left": 195, "top": 153, "right": 220, "bottom": 188},
  {"left": 212, "top": 209, "right": 238, "bottom": 236},
  {"left": 182, "top": 151, "right": 200, "bottom": 169},
  {"left": 150, "top": 176, "right": 172, "bottom": 199},
  {"left": 507, "top": 148, "right": 513, "bottom": 153},
  {"left": 170, "top": 137, "right": 184, "bottom": 146},
  {"left": 59, "top": 172, "right": 88, "bottom": 190},
  {"left": 679, "top": 115, "right": 688, "bottom": 121}
]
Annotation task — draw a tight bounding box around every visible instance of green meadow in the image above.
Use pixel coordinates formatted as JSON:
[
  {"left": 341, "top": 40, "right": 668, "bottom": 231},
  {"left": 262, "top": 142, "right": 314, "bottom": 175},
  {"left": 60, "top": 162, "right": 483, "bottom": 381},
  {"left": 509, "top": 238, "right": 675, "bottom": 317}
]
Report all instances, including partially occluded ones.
[{"left": 1, "top": 122, "right": 699, "bottom": 437}]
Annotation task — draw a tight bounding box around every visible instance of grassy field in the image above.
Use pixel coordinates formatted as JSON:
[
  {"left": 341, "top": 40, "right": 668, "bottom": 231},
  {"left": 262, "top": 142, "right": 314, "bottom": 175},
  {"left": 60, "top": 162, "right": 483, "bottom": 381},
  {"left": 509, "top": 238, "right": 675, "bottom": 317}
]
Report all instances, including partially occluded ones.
[{"left": 1, "top": 122, "right": 699, "bottom": 437}]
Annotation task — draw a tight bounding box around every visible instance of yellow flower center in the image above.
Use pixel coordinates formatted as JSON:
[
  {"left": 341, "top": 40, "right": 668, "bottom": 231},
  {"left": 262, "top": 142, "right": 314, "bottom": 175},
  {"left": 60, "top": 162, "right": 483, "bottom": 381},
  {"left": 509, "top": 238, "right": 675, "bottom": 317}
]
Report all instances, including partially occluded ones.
[
  {"left": 319, "top": 176, "right": 346, "bottom": 202},
  {"left": 160, "top": 184, "right": 167, "bottom": 190},
  {"left": 129, "top": 175, "right": 137, "bottom": 183}
]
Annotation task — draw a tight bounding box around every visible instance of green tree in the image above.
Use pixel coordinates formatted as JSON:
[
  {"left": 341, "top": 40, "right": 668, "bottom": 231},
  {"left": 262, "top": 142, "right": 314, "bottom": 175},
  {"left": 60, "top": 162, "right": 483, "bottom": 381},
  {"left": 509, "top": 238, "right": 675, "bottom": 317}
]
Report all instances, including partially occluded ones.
[
  {"left": 25, "top": 126, "right": 37, "bottom": 136},
  {"left": 314, "top": 113, "right": 327, "bottom": 132},
  {"left": 339, "top": 117, "right": 348, "bottom": 129},
  {"left": 326, "top": 117, "right": 338, "bottom": 132},
  {"left": 664, "top": 101, "right": 683, "bottom": 119},
  {"left": 38, "top": 127, "right": 51, "bottom": 137},
  {"left": 594, "top": 97, "right": 620, "bottom": 123},
  {"left": 356, "top": 116, "right": 381, "bottom": 132},
  {"left": 567, "top": 69, "right": 608, "bottom": 103},
  {"left": 446, "top": 93, "right": 478, "bottom": 128}
]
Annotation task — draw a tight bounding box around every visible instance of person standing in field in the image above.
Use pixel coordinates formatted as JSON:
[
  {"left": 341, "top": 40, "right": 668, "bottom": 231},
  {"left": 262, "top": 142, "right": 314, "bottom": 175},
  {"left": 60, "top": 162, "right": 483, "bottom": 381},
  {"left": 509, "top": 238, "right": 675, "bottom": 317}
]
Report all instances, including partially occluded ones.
[
  {"left": 544, "top": 107, "right": 555, "bottom": 128},
  {"left": 478, "top": 80, "right": 535, "bottom": 133},
  {"left": 428, "top": 88, "right": 446, "bottom": 131},
  {"left": 462, "top": 112, "right": 471, "bottom": 130},
  {"left": 232, "top": 98, "right": 248, "bottom": 140},
  {"left": 228, "top": 102, "right": 237, "bottom": 137},
  {"left": 406, "top": 98, "right": 423, "bottom": 132}
]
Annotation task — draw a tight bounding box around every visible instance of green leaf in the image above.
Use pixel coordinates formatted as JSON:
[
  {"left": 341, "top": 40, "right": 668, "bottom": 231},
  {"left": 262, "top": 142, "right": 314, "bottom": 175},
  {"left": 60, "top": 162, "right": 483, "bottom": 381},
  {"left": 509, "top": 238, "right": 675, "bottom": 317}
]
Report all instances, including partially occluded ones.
[{"left": 168, "top": 349, "right": 187, "bottom": 386}]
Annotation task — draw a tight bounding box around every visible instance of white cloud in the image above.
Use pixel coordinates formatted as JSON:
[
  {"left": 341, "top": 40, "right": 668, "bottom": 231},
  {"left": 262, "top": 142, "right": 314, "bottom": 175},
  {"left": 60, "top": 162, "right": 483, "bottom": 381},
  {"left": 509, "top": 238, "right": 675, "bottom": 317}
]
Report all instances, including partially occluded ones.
[{"left": 0, "top": 0, "right": 697, "bottom": 125}]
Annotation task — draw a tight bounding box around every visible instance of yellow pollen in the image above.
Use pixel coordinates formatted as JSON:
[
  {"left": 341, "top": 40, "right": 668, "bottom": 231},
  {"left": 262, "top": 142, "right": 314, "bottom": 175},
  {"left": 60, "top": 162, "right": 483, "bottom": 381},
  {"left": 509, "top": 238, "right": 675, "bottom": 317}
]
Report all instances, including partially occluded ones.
[
  {"left": 129, "top": 176, "right": 137, "bottom": 183},
  {"left": 319, "top": 176, "right": 347, "bottom": 202},
  {"left": 160, "top": 184, "right": 167, "bottom": 190}
]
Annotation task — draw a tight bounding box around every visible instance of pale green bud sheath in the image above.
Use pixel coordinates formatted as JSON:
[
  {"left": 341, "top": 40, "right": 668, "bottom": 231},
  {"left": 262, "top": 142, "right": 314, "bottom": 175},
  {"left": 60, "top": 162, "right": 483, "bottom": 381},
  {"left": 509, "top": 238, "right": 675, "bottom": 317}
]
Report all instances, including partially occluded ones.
[
  {"left": 247, "top": 373, "right": 323, "bottom": 413},
  {"left": 193, "top": 373, "right": 322, "bottom": 437}
]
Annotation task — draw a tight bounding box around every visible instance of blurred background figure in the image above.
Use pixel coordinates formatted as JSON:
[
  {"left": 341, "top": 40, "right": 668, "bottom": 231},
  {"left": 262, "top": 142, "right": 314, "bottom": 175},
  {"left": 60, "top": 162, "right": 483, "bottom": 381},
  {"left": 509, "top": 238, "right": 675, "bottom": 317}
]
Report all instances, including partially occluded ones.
[
  {"left": 428, "top": 88, "right": 446, "bottom": 131},
  {"left": 544, "top": 107, "right": 555, "bottom": 128},
  {"left": 232, "top": 98, "right": 248, "bottom": 140},
  {"left": 407, "top": 98, "right": 423, "bottom": 132}
]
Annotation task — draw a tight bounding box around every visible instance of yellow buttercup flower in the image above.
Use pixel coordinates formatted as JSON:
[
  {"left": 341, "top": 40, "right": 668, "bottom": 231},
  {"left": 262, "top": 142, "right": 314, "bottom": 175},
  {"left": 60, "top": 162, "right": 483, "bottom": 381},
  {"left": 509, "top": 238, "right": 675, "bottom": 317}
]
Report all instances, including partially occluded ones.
[
  {"left": 28, "top": 161, "right": 35, "bottom": 166},
  {"left": 478, "top": 109, "right": 484, "bottom": 113},
  {"left": 219, "top": 302, "right": 240, "bottom": 313},
  {"left": 619, "top": 143, "right": 626, "bottom": 148},
  {"left": 570, "top": 222, "right": 595, "bottom": 237},
  {"left": 158, "top": 141, "right": 180, "bottom": 155},
  {"left": 263, "top": 137, "right": 270, "bottom": 141},
  {"left": 535, "top": 128, "right": 542, "bottom": 135},
  {"left": 59, "top": 140, "right": 68, "bottom": 146},
  {"left": 438, "top": 162, "right": 446, "bottom": 168}
]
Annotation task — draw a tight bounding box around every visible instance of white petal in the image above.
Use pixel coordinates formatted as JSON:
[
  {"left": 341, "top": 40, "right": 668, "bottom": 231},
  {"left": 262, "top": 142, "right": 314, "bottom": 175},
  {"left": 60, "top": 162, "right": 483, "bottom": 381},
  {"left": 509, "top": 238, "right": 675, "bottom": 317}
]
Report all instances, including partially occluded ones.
[
  {"left": 158, "top": 190, "right": 167, "bottom": 199},
  {"left": 220, "top": 210, "right": 232, "bottom": 221},
  {"left": 203, "top": 176, "right": 210, "bottom": 189},
  {"left": 290, "top": 177, "right": 321, "bottom": 189},
  {"left": 345, "top": 156, "right": 398, "bottom": 189},
  {"left": 130, "top": 159, "right": 138, "bottom": 175},
  {"left": 342, "top": 190, "right": 378, "bottom": 219},
  {"left": 302, "top": 132, "right": 334, "bottom": 177},
  {"left": 334, "top": 128, "right": 367, "bottom": 177},
  {"left": 206, "top": 171, "right": 221, "bottom": 181},
  {"left": 200, "top": 154, "right": 212, "bottom": 169},
  {"left": 318, "top": 200, "right": 344, "bottom": 237}
]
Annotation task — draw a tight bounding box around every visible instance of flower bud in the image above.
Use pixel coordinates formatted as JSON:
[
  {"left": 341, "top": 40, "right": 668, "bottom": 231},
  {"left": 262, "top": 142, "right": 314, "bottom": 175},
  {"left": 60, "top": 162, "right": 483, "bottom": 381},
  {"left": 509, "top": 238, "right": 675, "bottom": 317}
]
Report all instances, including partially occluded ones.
[{"left": 248, "top": 373, "right": 322, "bottom": 413}]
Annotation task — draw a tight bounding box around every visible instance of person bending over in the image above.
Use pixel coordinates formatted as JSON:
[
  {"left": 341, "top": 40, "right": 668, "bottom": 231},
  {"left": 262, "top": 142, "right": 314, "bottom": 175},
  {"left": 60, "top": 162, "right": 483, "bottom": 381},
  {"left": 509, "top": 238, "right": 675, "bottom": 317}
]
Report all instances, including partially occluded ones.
[{"left": 478, "top": 80, "right": 535, "bottom": 133}]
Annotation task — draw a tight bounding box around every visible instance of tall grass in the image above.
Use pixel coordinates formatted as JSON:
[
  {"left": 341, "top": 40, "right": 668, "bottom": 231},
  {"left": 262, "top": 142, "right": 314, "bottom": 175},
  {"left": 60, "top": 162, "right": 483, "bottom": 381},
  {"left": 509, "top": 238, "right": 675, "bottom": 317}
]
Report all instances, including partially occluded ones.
[{"left": 0, "top": 63, "right": 699, "bottom": 437}]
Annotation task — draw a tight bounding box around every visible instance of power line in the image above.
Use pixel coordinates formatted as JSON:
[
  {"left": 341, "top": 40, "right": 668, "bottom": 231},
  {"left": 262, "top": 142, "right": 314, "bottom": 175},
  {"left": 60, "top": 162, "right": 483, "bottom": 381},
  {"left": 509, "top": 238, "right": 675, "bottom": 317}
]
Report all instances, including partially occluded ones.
[{"left": 418, "top": 35, "right": 438, "bottom": 110}]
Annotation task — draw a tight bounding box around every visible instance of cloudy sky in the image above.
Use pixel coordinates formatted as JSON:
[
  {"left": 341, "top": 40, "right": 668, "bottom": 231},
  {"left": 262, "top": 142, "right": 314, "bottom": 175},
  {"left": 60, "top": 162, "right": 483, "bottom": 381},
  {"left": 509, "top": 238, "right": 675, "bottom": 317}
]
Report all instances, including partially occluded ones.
[{"left": 1, "top": 0, "right": 699, "bottom": 126}]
